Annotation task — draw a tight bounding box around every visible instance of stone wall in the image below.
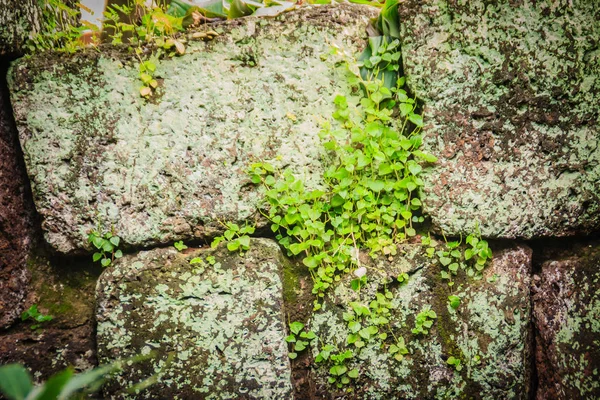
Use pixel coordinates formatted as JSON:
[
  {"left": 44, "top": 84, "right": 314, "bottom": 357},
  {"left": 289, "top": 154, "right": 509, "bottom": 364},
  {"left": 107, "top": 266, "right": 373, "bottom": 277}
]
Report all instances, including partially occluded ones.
[{"left": 0, "top": 1, "right": 598, "bottom": 399}]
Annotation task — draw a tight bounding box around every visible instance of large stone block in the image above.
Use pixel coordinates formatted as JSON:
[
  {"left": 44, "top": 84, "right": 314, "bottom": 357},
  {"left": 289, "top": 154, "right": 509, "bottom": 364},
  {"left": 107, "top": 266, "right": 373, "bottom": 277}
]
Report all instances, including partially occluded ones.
[
  {"left": 0, "top": 62, "right": 36, "bottom": 329},
  {"left": 533, "top": 240, "right": 600, "bottom": 399},
  {"left": 8, "top": 4, "right": 374, "bottom": 254},
  {"left": 0, "top": 0, "right": 41, "bottom": 56},
  {"left": 398, "top": 0, "right": 600, "bottom": 238},
  {"left": 96, "top": 238, "right": 293, "bottom": 399},
  {"left": 310, "top": 242, "right": 533, "bottom": 399}
]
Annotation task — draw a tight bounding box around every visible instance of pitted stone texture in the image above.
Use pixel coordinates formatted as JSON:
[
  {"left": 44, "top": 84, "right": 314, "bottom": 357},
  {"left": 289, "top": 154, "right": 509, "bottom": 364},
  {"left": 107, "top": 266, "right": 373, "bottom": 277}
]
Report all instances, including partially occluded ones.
[
  {"left": 310, "top": 242, "right": 532, "bottom": 399},
  {"left": 533, "top": 240, "right": 600, "bottom": 400},
  {"left": 398, "top": 0, "right": 600, "bottom": 239},
  {"left": 0, "top": 0, "right": 41, "bottom": 56},
  {"left": 96, "top": 238, "right": 293, "bottom": 399},
  {"left": 8, "top": 4, "right": 374, "bottom": 255}
]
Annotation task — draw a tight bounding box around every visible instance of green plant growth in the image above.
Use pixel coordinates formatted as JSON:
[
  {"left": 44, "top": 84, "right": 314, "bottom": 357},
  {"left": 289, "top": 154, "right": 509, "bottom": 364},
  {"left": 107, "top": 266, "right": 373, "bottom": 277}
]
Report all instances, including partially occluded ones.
[
  {"left": 314, "top": 345, "right": 359, "bottom": 389},
  {"left": 211, "top": 222, "right": 255, "bottom": 252},
  {"left": 448, "top": 295, "right": 461, "bottom": 309},
  {"left": 0, "top": 362, "right": 120, "bottom": 400},
  {"left": 21, "top": 305, "right": 53, "bottom": 330},
  {"left": 26, "top": 0, "right": 91, "bottom": 53},
  {"left": 446, "top": 356, "right": 463, "bottom": 372},
  {"left": 174, "top": 240, "right": 188, "bottom": 251},
  {"left": 88, "top": 230, "right": 123, "bottom": 267},
  {"left": 0, "top": 353, "right": 158, "bottom": 400},
  {"left": 411, "top": 307, "right": 437, "bottom": 336},
  {"left": 286, "top": 321, "right": 317, "bottom": 359}
]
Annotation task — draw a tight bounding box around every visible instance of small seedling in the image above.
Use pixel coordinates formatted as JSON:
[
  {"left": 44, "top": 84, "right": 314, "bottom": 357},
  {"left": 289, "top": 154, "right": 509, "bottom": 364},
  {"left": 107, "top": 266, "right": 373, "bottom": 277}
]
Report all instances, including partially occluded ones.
[
  {"left": 412, "top": 307, "right": 437, "bottom": 335},
  {"left": 21, "top": 305, "right": 53, "bottom": 330},
  {"left": 448, "top": 295, "right": 461, "bottom": 309},
  {"left": 88, "top": 230, "right": 122, "bottom": 267},
  {"left": 174, "top": 240, "right": 188, "bottom": 251},
  {"left": 447, "top": 356, "right": 462, "bottom": 371},
  {"left": 211, "top": 222, "right": 255, "bottom": 253}
]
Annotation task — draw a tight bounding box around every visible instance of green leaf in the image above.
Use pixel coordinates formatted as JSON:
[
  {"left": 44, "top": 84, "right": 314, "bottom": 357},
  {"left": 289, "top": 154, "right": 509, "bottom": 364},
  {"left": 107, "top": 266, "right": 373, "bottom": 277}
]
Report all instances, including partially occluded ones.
[
  {"left": 439, "top": 256, "right": 452, "bottom": 266},
  {"left": 228, "top": 0, "right": 254, "bottom": 18},
  {"left": 347, "top": 368, "right": 359, "bottom": 379},
  {"left": 227, "top": 241, "right": 240, "bottom": 252},
  {"left": 464, "top": 248, "right": 474, "bottom": 260},
  {"left": 114, "top": 250, "right": 123, "bottom": 259},
  {"left": 101, "top": 259, "right": 111, "bottom": 267},
  {"left": 408, "top": 113, "right": 424, "bottom": 127},
  {"left": 329, "top": 365, "right": 347, "bottom": 376},
  {"left": 448, "top": 295, "right": 461, "bottom": 309},
  {"left": 331, "top": 194, "right": 345, "bottom": 207},
  {"left": 0, "top": 364, "right": 33, "bottom": 400},
  {"left": 288, "top": 352, "right": 297, "bottom": 359},
  {"left": 109, "top": 236, "right": 120, "bottom": 247},
  {"left": 93, "top": 253, "right": 102, "bottom": 262},
  {"left": 399, "top": 103, "right": 413, "bottom": 117},
  {"left": 412, "top": 150, "right": 438, "bottom": 163},
  {"left": 294, "top": 341, "right": 307, "bottom": 351},
  {"left": 59, "top": 363, "right": 122, "bottom": 399},
  {"left": 36, "top": 368, "right": 74, "bottom": 400},
  {"left": 285, "top": 334, "right": 296, "bottom": 343},
  {"left": 289, "top": 321, "right": 304, "bottom": 335},
  {"left": 367, "top": 180, "right": 385, "bottom": 192},
  {"left": 238, "top": 235, "right": 251, "bottom": 249},
  {"left": 101, "top": 241, "right": 113, "bottom": 253}
]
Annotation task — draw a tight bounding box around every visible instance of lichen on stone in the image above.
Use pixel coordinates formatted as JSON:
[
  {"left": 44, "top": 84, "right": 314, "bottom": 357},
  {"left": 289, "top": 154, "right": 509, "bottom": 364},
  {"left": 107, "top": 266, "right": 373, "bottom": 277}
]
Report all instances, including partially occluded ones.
[{"left": 96, "top": 238, "right": 293, "bottom": 399}]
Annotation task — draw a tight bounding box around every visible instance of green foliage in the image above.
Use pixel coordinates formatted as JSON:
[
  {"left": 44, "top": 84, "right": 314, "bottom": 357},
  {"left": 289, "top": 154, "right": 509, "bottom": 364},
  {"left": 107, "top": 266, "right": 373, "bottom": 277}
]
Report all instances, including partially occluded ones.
[
  {"left": 211, "top": 222, "right": 255, "bottom": 252},
  {"left": 174, "top": 240, "right": 188, "bottom": 251},
  {"left": 168, "top": 0, "right": 296, "bottom": 20},
  {"left": 249, "top": 65, "right": 433, "bottom": 310},
  {"left": 411, "top": 307, "right": 437, "bottom": 336},
  {"left": 21, "top": 305, "right": 53, "bottom": 330},
  {"left": 88, "top": 230, "right": 122, "bottom": 267},
  {"left": 448, "top": 295, "right": 461, "bottom": 309},
  {"left": 26, "top": 0, "right": 90, "bottom": 53},
  {"left": 0, "top": 362, "right": 122, "bottom": 400},
  {"left": 314, "top": 345, "right": 358, "bottom": 389},
  {"left": 446, "top": 356, "right": 463, "bottom": 372},
  {"left": 285, "top": 321, "right": 317, "bottom": 360}
]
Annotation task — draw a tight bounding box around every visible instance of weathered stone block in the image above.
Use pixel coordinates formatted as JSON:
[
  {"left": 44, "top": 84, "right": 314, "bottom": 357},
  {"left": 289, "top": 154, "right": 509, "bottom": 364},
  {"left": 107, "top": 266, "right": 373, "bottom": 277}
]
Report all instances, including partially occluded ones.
[
  {"left": 398, "top": 0, "right": 600, "bottom": 238},
  {"left": 96, "top": 238, "right": 293, "bottom": 399},
  {"left": 533, "top": 240, "right": 600, "bottom": 400},
  {"left": 310, "top": 242, "right": 532, "bottom": 399},
  {"left": 8, "top": 4, "right": 375, "bottom": 254},
  {"left": 0, "top": 0, "right": 41, "bottom": 56},
  {"left": 0, "top": 63, "right": 36, "bottom": 329}
]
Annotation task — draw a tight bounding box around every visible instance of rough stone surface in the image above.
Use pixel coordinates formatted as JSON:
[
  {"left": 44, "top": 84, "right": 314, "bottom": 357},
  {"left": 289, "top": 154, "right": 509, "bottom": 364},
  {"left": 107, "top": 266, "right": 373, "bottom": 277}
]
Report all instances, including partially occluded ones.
[
  {"left": 0, "top": 61, "right": 37, "bottom": 329},
  {"left": 532, "top": 239, "right": 600, "bottom": 400},
  {"left": 398, "top": 0, "right": 600, "bottom": 239},
  {"left": 310, "top": 242, "right": 533, "bottom": 399},
  {"left": 8, "top": 4, "right": 375, "bottom": 255},
  {"left": 96, "top": 238, "right": 293, "bottom": 399},
  {"left": 0, "top": 253, "right": 99, "bottom": 381},
  {"left": 0, "top": 0, "right": 41, "bottom": 56}
]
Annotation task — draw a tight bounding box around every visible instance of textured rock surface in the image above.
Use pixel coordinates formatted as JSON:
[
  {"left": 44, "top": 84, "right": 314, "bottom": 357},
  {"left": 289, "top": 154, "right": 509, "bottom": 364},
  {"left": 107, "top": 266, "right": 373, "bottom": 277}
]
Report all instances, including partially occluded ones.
[
  {"left": 0, "top": 0, "right": 41, "bottom": 56},
  {"left": 310, "top": 242, "right": 533, "bottom": 399},
  {"left": 96, "top": 238, "right": 293, "bottom": 399},
  {"left": 8, "top": 4, "right": 374, "bottom": 254},
  {"left": 0, "top": 253, "right": 99, "bottom": 380},
  {"left": 398, "top": 0, "right": 600, "bottom": 238},
  {"left": 0, "top": 61, "right": 36, "bottom": 329},
  {"left": 533, "top": 240, "right": 600, "bottom": 400}
]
